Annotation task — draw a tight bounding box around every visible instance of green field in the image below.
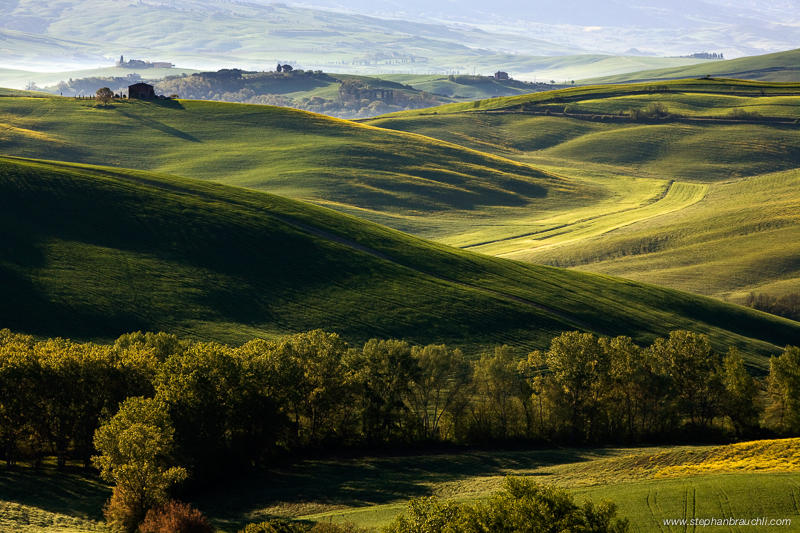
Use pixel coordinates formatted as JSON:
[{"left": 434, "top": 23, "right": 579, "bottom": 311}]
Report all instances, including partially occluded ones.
[
  {"left": 0, "top": 96, "right": 580, "bottom": 218},
  {"left": 5, "top": 441, "right": 800, "bottom": 532},
  {"left": 365, "top": 79, "right": 800, "bottom": 301},
  {"left": 4, "top": 156, "right": 798, "bottom": 363},
  {"left": 0, "top": 466, "right": 109, "bottom": 533},
  {"left": 2, "top": 81, "right": 800, "bottom": 304}
]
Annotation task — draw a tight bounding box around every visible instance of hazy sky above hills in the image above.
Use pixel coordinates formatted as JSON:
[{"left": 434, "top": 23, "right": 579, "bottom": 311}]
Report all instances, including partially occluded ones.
[
  {"left": 291, "top": 0, "right": 800, "bottom": 56},
  {"left": 1, "top": 0, "right": 798, "bottom": 75}
]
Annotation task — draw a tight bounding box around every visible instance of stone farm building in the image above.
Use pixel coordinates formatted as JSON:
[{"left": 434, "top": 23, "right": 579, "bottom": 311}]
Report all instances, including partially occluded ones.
[
  {"left": 494, "top": 71, "right": 509, "bottom": 80},
  {"left": 128, "top": 82, "right": 156, "bottom": 99}
]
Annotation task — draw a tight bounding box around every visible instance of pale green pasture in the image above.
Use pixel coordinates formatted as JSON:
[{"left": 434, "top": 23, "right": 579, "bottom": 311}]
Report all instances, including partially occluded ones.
[
  {"left": 580, "top": 48, "right": 800, "bottom": 84},
  {"left": 191, "top": 446, "right": 701, "bottom": 530},
  {"left": 0, "top": 502, "right": 106, "bottom": 533},
  {"left": 316, "top": 166, "right": 673, "bottom": 247},
  {"left": 528, "top": 122, "right": 800, "bottom": 182},
  {"left": 216, "top": 448, "right": 800, "bottom": 532},
  {"left": 526, "top": 169, "right": 800, "bottom": 301},
  {"left": 564, "top": 92, "right": 800, "bottom": 119},
  {"left": 0, "top": 96, "right": 580, "bottom": 222},
  {"left": 474, "top": 182, "right": 707, "bottom": 257},
  {"left": 432, "top": 174, "right": 667, "bottom": 248}
]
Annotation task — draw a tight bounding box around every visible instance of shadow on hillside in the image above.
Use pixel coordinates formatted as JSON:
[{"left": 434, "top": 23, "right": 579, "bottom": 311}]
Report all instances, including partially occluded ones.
[
  {"left": 116, "top": 108, "right": 201, "bottom": 142},
  {"left": 0, "top": 466, "right": 110, "bottom": 521},
  {"left": 192, "top": 447, "right": 623, "bottom": 525}
]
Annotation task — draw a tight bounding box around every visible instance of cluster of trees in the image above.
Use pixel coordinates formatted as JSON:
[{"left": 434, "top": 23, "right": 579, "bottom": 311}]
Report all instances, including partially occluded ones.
[
  {"left": 628, "top": 102, "right": 671, "bottom": 120},
  {"left": 42, "top": 68, "right": 454, "bottom": 119},
  {"left": 746, "top": 292, "right": 800, "bottom": 322},
  {"left": 3, "top": 328, "right": 800, "bottom": 477},
  {"left": 685, "top": 52, "right": 724, "bottom": 59},
  {"left": 47, "top": 76, "right": 135, "bottom": 97},
  {"left": 146, "top": 69, "right": 446, "bottom": 118},
  {"left": 727, "top": 108, "right": 764, "bottom": 120},
  {"left": 5, "top": 327, "right": 799, "bottom": 531}
]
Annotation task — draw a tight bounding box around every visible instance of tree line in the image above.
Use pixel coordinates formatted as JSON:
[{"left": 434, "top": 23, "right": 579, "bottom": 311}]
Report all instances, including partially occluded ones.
[
  {"left": 1, "top": 327, "right": 799, "bottom": 477},
  {"left": 746, "top": 292, "right": 800, "bottom": 322}
]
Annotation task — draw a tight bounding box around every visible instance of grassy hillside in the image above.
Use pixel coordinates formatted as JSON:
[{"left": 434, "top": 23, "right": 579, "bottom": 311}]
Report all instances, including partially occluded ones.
[
  {"left": 6, "top": 441, "right": 800, "bottom": 532},
  {"left": 518, "top": 169, "right": 800, "bottom": 302},
  {"left": 3, "top": 156, "right": 799, "bottom": 362},
  {"left": 0, "top": 466, "right": 109, "bottom": 533},
  {"left": 365, "top": 80, "right": 800, "bottom": 300},
  {"left": 581, "top": 48, "right": 800, "bottom": 84},
  {"left": 0, "top": 95, "right": 583, "bottom": 219},
  {"left": 378, "top": 78, "right": 800, "bottom": 118},
  {"left": 3, "top": 85, "right": 800, "bottom": 303}
]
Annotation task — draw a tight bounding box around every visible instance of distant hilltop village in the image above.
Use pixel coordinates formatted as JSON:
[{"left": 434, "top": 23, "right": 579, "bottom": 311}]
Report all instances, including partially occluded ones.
[{"left": 116, "top": 55, "right": 174, "bottom": 69}]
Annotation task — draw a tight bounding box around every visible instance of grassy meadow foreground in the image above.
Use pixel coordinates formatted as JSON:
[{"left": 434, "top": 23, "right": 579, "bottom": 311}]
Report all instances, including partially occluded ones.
[{"left": 4, "top": 440, "right": 800, "bottom": 532}]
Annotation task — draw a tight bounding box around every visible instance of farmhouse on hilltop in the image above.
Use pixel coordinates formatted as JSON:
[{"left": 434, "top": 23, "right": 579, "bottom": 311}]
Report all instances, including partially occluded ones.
[
  {"left": 494, "top": 71, "right": 509, "bottom": 80},
  {"left": 128, "top": 82, "right": 156, "bottom": 99}
]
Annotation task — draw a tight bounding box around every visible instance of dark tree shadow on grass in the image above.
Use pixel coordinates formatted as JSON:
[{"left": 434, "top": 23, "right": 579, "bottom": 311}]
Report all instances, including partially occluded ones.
[{"left": 0, "top": 466, "right": 111, "bottom": 521}]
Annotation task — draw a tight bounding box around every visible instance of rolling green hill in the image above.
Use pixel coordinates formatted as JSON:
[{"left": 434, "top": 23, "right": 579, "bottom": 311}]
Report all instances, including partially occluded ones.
[
  {"left": 3, "top": 156, "right": 799, "bottom": 365},
  {"left": 581, "top": 48, "right": 800, "bottom": 84},
  {"left": 0, "top": 95, "right": 583, "bottom": 217},
  {"left": 365, "top": 79, "right": 800, "bottom": 302},
  {"left": 378, "top": 78, "right": 800, "bottom": 118},
  {"left": 3, "top": 83, "right": 800, "bottom": 304}
]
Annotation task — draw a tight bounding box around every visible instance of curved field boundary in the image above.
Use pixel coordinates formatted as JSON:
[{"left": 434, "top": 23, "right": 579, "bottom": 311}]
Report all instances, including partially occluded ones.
[{"left": 469, "top": 182, "right": 708, "bottom": 257}]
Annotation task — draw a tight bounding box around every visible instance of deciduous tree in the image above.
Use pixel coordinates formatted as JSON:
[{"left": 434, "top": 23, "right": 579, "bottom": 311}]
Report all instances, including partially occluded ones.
[
  {"left": 96, "top": 87, "right": 114, "bottom": 105},
  {"left": 93, "top": 397, "right": 187, "bottom": 532}
]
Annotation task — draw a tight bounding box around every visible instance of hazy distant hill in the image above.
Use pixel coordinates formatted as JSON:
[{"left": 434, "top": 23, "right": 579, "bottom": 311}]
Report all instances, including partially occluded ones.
[
  {"left": 298, "top": 0, "right": 800, "bottom": 57},
  {"left": 0, "top": 0, "right": 788, "bottom": 81},
  {"left": 581, "top": 48, "right": 800, "bottom": 83}
]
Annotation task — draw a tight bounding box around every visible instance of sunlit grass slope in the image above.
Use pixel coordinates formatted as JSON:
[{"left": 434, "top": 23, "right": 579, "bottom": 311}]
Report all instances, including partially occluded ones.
[
  {"left": 369, "top": 81, "right": 800, "bottom": 184},
  {"left": 380, "top": 78, "right": 800, "bottom": 118},
  {"left": 366, "top": 82, "right": 800, "bottom": 301},
  {"left": 523, "top": 169, "right": 800, "bottom": 302},
  {"left": 0, "top": 95, "right": 581, "bottom": 218},
  {"left": 3, "top": 157, "right": 799, "bottom": 362},
  {"left": 581, "top": 47, "right": 800, "bottom": 84}
]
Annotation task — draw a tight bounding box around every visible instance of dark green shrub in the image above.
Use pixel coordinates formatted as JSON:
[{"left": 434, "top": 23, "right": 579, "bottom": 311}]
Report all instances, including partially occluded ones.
[{"left": 241, "top": 520, "right": 308, "bottom": 533}]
